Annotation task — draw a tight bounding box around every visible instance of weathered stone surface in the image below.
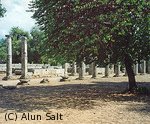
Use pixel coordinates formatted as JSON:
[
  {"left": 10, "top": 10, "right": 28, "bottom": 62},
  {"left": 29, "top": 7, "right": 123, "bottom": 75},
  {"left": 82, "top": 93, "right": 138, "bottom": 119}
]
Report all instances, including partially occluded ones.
[
  {"left": 110, "top": 64, "right": 115, "bottom": 74},
  {"left": 20, "top": 36, "right": 28, "bottom": 79},
  {"left": 71, "top": 62, "right": 77, "bottom": 76},
  {"left": 1, "top": 80, "right": 19, "bottom": 89},
  {"left": 96, "top": 68, "right": 105, "bottom": 74},
  {"left": 88, "top": 63, "right": 93, "bottom": 75},
  {"left": 78, "top": 61, "right": 85, "bottom": 80},
  {"left": 0, "top": 64, "right": 62, "bottom": 72},
  {"left": 40, "top": 78, "right": 49, "bottom": 83},
  {"left": 91, "top": 62, "right": 97, "bottom": 78},
  {"left": 147, "top": 61, "right": 150, "bottom": 74},
  {"left": 64, "top": 63, "right": 68, "bottom": 77},
  {"left": 5, "top": 35, "right": 12, "bottom": 80},
  {"left": 14, "top": 70, "right": 22, "bottom": 75},
  {"left": 114, "top": 63, "right": 121, "bottom": 77},
  {"left": 17, "top": 79, "right": 30, "bottom": 85},
  {"left": 0, "top": 64, "right": 6, "bottom": 72},
  {"left": 104, "top": 64, "right": 110, "bottom": 77},
  {"left": 141, "top": 60, "right": 146, "bottom": 74},
  {"left": 32, "top": 68, "right": 65, "bottom": 77},
  {"left": 133, "top": 63, "right": 138, "bottom": 75},
  {"left": 60, "top": 76, "right": 70, "bottom": 82},
  {"left": 2, "top": 85, "right": 17, "bottom": 90},
  {"left": 124, "top": 68, "right": 128, "bottom": 76}
]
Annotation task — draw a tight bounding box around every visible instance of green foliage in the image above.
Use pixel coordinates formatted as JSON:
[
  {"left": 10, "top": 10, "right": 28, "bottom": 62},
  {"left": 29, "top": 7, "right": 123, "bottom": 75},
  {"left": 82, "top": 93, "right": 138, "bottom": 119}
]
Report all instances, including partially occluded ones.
[
  {"left": 9, "top": 27, "right": 30, "bottom": 63},
  {"left": 9, "top": 26, "right": 51, "bottom": 64},
  {"left": 108, "top": 0, "right": 150, "bottom": 63},
  {"left": 0, "top": 38, "right": 6, "bottom": 62},
  {"left": 0, "top": 3, "right": 6, "bottom": 62},
  {"left": 28, "top": 26, "right": 45, "bottom": 63},
  {"left": 0, "top": 3, "right": 6, "bottom": 17},
  {"left": 28, "top": 26, "right": 66, "bottom": 65},
  {"left": 0, "top": 26, "right": 63, "bottom": 65},
  {"left": 30, "top": 0, "right": 150, "bottom": 66}
]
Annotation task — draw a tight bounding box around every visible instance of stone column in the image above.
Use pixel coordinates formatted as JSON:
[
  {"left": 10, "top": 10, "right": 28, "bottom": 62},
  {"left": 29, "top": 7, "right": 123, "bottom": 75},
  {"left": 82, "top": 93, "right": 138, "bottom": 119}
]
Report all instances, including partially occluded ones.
[
  {"left": 111, "top": 64, "right": 115, "bottom": 74},
  {"left": 147, "top": 61, "right": 150, "bottom": 74},
  {"left": 5, "top": 35, "right": 12, "bottom": 80},
  {"left": 71, "top": 62, "right": 77, "bottom": 76},
  {"left": 82, "top": 62, "right": 86, "bottom": 75},
  {"left": 124, "top": 68, "right": 128, "bottom": 76},
  {"left": 78, "top": 61, "right": 85, "bottom": 79},
  {"left": 64, "top": 63, "right": 68, "bottom": 77},
  {"left": 104, "top": 64, "right": 109, "bottom": 77},
  {"left": 114, "top": 62, "right": 120, "bottom": 77},
  {"left": 141, "top": 60, "right": 146, "bottom": 74},
  {"left": 20, "top": 36, "right": 28, "bottom": 79},
  {"left": 133, "top": 62, "right": 138, "bottom": 75},
  {"left": 91, "top": 62, "right": 97, "bottom": 78},
  {"left": 88, "top": 63, "right": 93, "bottom": 75}
]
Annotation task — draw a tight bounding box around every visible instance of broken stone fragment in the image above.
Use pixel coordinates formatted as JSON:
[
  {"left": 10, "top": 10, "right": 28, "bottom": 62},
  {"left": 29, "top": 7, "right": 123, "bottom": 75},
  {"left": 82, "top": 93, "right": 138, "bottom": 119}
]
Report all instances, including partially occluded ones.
[
  {"left": 40, "top": 78, "right": 49, "bottom": 83},
  {"left": 60, "top": 76, "right": 70, "bottom": 82},
  {"left": 2, "top": 85, "right": 17, "bottom": 90},
  {"left": 17, "top": 79, "right": 30, "bottom": 85}
]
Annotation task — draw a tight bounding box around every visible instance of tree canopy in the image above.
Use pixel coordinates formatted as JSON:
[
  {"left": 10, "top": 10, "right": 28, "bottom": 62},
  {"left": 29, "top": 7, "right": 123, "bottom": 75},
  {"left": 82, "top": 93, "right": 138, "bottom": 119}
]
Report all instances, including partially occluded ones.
[
  {"left": 9, "top": 27, "right": 30, "bottom": 63},
  {"left": 0, "top": 38, "right": 6, "bottom": 63},
  {"left": 28, "top": 26, "right": 45, "bottom": 63},
  {"left": 30, "top": 0, "right": 149, "bottom": 63},
  {"left": 0, "top": 2, "right": 6, "bottom": 17},
  {"left": 0, "top": 26, "right": 59, "bottom": 64},
  {"left": 30, "top": 0, "right": 150, "bottom": 90}
]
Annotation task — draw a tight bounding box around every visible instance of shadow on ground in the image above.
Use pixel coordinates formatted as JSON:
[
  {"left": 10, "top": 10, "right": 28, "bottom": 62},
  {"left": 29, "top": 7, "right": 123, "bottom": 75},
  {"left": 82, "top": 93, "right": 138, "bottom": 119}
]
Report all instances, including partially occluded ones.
[{"left": 0, "top": 81, "right": 149, "bottom": 113}]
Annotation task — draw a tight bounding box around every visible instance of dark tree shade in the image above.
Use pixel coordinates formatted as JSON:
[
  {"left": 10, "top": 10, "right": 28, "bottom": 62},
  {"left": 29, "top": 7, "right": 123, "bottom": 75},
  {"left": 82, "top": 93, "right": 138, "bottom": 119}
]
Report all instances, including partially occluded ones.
[{"left": 30, "top": 0, "right": 150, "bottom": 91}]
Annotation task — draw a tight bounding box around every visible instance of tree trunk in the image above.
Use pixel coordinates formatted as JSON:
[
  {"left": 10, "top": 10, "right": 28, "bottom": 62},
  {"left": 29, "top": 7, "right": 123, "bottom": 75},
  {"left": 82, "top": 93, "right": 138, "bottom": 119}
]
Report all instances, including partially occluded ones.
[{"left": 124, "top": 54, "right": 137, "bottom": 91}]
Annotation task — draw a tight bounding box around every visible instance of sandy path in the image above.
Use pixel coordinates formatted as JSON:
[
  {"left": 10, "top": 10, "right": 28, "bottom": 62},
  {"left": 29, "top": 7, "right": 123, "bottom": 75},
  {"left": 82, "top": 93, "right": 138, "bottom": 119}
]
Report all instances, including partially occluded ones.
[{"left": 0, "top": 74, "right": 150, "bottom": 124}]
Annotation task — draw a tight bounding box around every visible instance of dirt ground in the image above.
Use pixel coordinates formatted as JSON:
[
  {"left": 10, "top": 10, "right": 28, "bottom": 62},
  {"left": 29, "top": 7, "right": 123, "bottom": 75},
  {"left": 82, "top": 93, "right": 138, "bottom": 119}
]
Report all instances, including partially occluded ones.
[{"left": 0, "top": 74, "right": 150, "bottom": 124}]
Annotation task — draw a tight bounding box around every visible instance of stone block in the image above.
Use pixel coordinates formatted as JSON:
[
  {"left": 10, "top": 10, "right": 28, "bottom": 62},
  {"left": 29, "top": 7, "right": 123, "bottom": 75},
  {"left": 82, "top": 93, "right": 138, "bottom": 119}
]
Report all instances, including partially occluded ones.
[{"left": 32, "top": 68, "right": 65, "bottom": 77}]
